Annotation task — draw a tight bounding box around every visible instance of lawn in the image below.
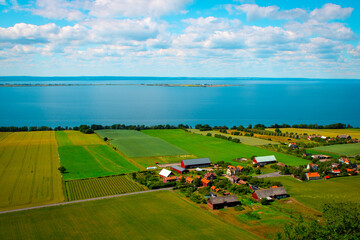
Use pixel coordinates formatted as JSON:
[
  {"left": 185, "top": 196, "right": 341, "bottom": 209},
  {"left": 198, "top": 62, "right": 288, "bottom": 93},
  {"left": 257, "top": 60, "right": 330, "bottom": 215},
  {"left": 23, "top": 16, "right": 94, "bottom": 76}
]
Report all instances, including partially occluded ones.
[
  {"left": 0, "top": 131, "right": 64, "bottom": 211},
  {"left": 312, "top": 143, "right": 360, "bottom": 156},
  {"left": 96, "top": 130, "right": 189, "bottom": 157},
  {"left": 143, "top": 129, "right": 309, "bottom": 166},
  {"left": 189, "top": 129, "right": 277, "bottom": 146},
  {"left": 267, "top": 128, "right": 360, "bottom": 139},
  {"left": 269, "top": 176, "right": 360, "bottom": 211},
  {"left": 56, "top": 131, "right": 139, "bottom": 180},
  {"left": 0, "top": 191, "right": 258, "bottom": 240}
]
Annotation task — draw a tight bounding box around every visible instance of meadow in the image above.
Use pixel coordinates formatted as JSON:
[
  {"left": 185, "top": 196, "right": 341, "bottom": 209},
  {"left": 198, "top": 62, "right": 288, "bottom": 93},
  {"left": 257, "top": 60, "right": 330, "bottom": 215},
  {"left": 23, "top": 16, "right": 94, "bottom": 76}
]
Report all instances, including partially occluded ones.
[
  {"left": 312, "top": 143, "right": 360, "bottom": 156},
  {"left": 64, "top": 175, "right": 146, "bottom": 201},
  {"left": 143, "top": 129, "right": 309, "bottom": 166},
  {"left": 189, "top": 129, "right": 276, "bottom": 146},
  {"left": 96, "top": 130, "right": 189, "bottom": 157},
  {"left": 269, "top": 175, "right": 360, "bottom": 210},
  {"left": 0, "top": 191, "right": 258, "bottom": 240},
  {"left": 56, "top": 131, "right": 139, "bottom": 180},
  {"left": 267, "top": 128, "right": 360, "bottom": 139},
  {"left": 0, "top": 131, "right": 64, "bottom": 211}
]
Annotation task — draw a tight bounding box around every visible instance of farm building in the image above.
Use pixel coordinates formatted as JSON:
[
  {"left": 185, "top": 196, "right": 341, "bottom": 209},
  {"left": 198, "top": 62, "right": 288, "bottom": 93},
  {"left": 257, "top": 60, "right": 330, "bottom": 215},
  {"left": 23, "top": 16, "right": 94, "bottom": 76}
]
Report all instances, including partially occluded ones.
[
  {"left": 332, "top": 163, "right": 339, "bottom": 168},
  {"left": 207, "top": 195, "right": 239, "bottom": 210},
  {"left": 337, "top": 134, "right": 351, "bottom": 139},
  {"left": 201, "top": 178, "right": 211, "bottom": 187},
  {"left": 181, "top": 158, "right": 211, "bottom": 169},
  {"left": 306, "top": 172, "right": 321, "bottom": 181},
  {"left": 159, "top": 169, "right": 172, "bottom": 178},
  {"left": 307, "top": 163, "right": 319, "bottom": 171},
  {"left": 253, "top": 155, "right": 277, "bottom": 166},
  {"left": 288, "top": 143, "right": 298, "bottom": 149},
  {"left": 204, "top": 172, "right": 216, "bottom": 180},
  {"left": 163, "top": 177, "right": 177, "bottom": 183},
  {"left": 226, "top": 165, "right": 243, "bottom": 176},
  {"left": 186, "top": 177, "right": 193, "bottom": 184},
  {"left": 331, "top": 169, "right": 341, "bottom": 175},
  {"left": 229, "top": 176, "right": 240, "bottom": 184},
  {"left": 171, "top": 165, "right": 187, "bottom": 174},
  {"left": 146, "top": 166, "right": 157, "bottom": 170},
  {"left": 339, "top": 157, "right": 350, "bottom": 164},
  {"left": 252, "top": 187, "right": 288, "bottom": 201},
  {"left": 312, "top": 154, "right": 331, "bottom": 160}
]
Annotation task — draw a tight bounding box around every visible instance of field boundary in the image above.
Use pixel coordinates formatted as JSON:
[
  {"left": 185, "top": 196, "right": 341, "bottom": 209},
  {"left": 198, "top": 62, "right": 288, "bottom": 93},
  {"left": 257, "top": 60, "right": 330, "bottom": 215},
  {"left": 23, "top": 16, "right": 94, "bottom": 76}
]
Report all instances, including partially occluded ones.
[{"left": 0, "top": 187, "right": 173, "bottom": 215}]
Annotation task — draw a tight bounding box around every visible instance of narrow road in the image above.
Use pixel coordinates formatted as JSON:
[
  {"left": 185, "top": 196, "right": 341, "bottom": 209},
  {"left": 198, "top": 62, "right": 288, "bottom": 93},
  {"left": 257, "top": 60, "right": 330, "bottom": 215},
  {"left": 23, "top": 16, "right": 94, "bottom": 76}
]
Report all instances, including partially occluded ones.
[
  {"left": 253, "top": 171, "right": 289, "bottom": 178},
  {"left": 0, "top": 187, "right": 173, "bottom": 215}
]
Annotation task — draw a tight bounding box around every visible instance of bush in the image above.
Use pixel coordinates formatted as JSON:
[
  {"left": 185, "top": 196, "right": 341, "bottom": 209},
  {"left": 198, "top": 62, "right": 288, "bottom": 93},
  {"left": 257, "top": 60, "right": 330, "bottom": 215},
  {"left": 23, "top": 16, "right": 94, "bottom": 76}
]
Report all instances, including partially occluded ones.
[
  {"left": 234, "top": 205, "right": 245, "bottom": 211},
  {"left": 261, "top": 198, "right": 270, "bottom": 205},
  {"left": 206, "top": 133, "right": 212, "bottom": 137},
  {"left": 245, "top": 211, "right": 261, "bottom": 219}
]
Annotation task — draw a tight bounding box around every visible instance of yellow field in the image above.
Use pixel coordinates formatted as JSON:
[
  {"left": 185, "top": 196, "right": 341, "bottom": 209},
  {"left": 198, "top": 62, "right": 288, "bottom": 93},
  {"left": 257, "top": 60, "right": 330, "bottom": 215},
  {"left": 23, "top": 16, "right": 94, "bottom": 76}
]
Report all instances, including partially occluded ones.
[
  {"left": 61, "top": 130, "right": 106, "bottom": 146},
  {"left": 0, "top": 131, "right": 64, "bottom": 211},
  {"left": 0, "top": 132, "right": 12, "bottom": 142},
  {"left": 267, "top": 128, "right": 360, "bottom": 138}
]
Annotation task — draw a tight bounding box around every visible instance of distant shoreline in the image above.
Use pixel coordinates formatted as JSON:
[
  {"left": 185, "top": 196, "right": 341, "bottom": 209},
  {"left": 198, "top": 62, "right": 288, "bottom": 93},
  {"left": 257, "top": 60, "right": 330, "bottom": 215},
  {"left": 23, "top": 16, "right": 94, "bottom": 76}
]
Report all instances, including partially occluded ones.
[{"left": 0, "top": 83, "right": 242, "bottom": 88}]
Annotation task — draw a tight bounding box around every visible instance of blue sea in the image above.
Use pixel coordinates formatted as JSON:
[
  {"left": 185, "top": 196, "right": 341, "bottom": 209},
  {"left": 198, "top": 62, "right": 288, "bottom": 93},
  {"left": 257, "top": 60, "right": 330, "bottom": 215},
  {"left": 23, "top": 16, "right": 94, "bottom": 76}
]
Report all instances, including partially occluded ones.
[{"left": 0, "top": 77, "right": 359, "bottom": 127}]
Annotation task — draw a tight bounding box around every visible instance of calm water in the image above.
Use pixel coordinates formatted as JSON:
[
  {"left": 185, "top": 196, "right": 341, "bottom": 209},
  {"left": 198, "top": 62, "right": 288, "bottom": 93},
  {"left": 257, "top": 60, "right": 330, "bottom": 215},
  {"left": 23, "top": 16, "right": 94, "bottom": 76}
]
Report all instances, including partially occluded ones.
[{"left": 0, "top": 77, "right": 359, "bottom": 127}]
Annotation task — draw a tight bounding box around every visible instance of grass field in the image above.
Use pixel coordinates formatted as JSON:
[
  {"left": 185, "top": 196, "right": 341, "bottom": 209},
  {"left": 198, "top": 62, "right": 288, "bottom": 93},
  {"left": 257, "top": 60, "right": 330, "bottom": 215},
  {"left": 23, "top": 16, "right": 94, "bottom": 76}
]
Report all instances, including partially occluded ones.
[
  {"left": 267, "top": 128, "right": 360, "bottom": 139},
  {"left": 143, "top": 129, "right": 309, "bottom": 166},
  {"left": 56, "top": 131, "right": 139, "bottom": 180},
  {"left": 312, "top": 143, "right": 360, "bottom": 156},
  {"left": 189, "top": 129, "right": 277, "bottom": 146},
  {"left": 269, "top": 176, "right": 360, "bottom": 210},
  {"left": 64, "top": 175, "right": 146, "bottom": 201},
  {"left": 96, "top": 130, "right": 189, "bottom": 157},
  {"left": 0, "top": 191, "right": 258, "bottom": 240},
  {"left": 0, "top": 131, "right": 64, "bottom": 211}
]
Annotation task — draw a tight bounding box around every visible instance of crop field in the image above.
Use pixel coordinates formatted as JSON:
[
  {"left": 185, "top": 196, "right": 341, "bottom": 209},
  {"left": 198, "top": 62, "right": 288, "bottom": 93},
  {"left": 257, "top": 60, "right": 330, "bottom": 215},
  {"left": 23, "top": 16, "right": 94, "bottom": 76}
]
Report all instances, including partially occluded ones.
[
  {"left": 96, "top": 130, "right": 189, "bottom": 157},
  {"left": 64, "top": 175, "right": 146, "bottom": 201},
  {"left": 312, "top": 143, "right": 360, "bottom": 156},
  {"left": 0, "top": 132, "right": 12, "bottom": 142},
  {"left": 0, "top": 131, "right": 64, "bottom": 211},
  {"left": 269, "top": 176, "right": 360, "bottom": 210},
  {"left": 189, "top": 129, "right": 277, "bottom": 146},
  {"left": 267, "top": 128, "right": 360, "bottom": 139},
  {"left": 0, "top": 191, "right": 258, "bottom": 240},
  {"left": 143, "top": 130, "right": 309, "bottom": 166},
  {"left": 56, "top": 131, "right": 139, "bottom": 180}
]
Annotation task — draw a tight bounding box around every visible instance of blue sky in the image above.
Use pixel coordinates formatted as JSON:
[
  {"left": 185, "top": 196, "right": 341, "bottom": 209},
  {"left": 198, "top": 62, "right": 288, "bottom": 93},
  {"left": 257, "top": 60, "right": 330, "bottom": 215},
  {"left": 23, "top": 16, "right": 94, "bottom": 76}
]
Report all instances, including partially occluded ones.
[{"left": 0, "top": 0, "right": 360, "bottom": 78}]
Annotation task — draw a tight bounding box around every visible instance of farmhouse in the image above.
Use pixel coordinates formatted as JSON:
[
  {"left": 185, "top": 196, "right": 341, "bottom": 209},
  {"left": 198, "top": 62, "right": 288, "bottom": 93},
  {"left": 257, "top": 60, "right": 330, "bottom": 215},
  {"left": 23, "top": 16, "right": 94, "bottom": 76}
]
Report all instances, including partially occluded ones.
[
  {"left": 339, "top": 157, "right": 350, "bottom": 164},
  {"left": 331, "top": 169, "right": 341, "bottom": 175},
  {"left": 171, "top": 165, "right": 187, "bottom": 174},
  {"left": 163, "top": 176, "right": 177, "bottom": 183},
  {"left": 332, "top": 163, "right": 339, "bottom": 168},
  {"left": 186, "top": 177, "right": 193, "bottom": 184},
  {"left": 226, "top": 165, "right": 243, "bottom": 176},
  {"left": 306, "top": 172, "right": 321, "bottom": 181},
  {"left": 288, "top": 143, "right": 298, "bottom": 149},
  {"left": 201, "top": 178, "right": 211, "bottom": 187},
  {"left": 181, "top": 158, "right": 211, "bottom": 169},
  {"left": 229, "top": 176, "right": 240, "bottom": 184},
  {"left": 253, "top": 155, "right": 277, "bottom": 166},
  {"left": 159, "top": 169, "right": 172, "bottom": 178},
  {"left": 204, "top": 172, "right": 216, "bottom": 180},
  {"left": 307, "top": 163, "right": 319, "bottom": 171},
  {"left": 252, "top": 187, "right": 288, "bottom": 201},
  {"left": 337, "top": 134, "right": 351, "bottom": 139},
  {"left": 207, "top": 195, "right": 239, "bottom": 210}
]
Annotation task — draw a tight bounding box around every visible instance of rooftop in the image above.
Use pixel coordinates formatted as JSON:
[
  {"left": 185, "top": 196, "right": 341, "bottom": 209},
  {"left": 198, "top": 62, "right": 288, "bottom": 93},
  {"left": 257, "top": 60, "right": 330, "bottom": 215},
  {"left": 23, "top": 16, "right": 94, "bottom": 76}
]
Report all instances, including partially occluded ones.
[
  {"left": 182, "top": 158, "right": 211, "bottom": 166},
  {"left": 254, "top": 187, "right": 288, "bottom": 199},
  {"left": 208, "top": 195, "right": 239, "bottom": 205},
  {"left": 254, "top": 155, "right": 277, "bottom": 163}
]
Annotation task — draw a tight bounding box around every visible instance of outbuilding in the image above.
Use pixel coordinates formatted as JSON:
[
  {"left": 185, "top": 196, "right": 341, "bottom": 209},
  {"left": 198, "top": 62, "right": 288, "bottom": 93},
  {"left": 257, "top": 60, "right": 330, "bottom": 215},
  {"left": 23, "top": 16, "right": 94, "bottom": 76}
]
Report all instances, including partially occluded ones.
[
  {"left": 253, "top": 155, "right": 277, "bottom": 166},
  {"left": 171, "top": 165, "right": 187, "bottom": 174},
  {"left": 159, "top": 169, "right": 172, "bottom": 178},
  {"left": 252, "top": 187, "right": 288, "bottom": 201},
  {"left": 181, "top": 158, "right": 211, "bottom": 169},
  {"left": 207, "top": 195, "right": 239, "bottom": 210}
]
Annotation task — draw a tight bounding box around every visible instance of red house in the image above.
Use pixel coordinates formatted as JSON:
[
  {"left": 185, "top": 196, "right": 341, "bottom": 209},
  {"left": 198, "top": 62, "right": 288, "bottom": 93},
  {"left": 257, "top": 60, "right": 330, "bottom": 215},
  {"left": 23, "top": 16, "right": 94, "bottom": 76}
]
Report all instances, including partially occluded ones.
[{"left": 201, "top": 178, "right": 211, "bottom": 187}]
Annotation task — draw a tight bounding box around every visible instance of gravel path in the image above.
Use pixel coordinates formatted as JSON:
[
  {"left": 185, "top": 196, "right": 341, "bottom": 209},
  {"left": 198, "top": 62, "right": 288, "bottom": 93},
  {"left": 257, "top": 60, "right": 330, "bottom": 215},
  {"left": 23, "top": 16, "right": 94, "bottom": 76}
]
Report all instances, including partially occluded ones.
[
  {"left": 253, "top": 171, "right": 289, "bottom": 178},
  {"left": 0, "top": 187, "right": 173, "bottom": 215}
]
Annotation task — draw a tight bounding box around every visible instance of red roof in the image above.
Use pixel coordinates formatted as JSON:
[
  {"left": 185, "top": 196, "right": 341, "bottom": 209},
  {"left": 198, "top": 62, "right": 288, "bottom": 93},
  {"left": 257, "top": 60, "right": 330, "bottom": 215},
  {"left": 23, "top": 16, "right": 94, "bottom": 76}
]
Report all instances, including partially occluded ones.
[
  {"left": 307, "top": 172, "right": 320, "bottom": 178},
  {"left": 201, "top": 178, "right": 210, "bottom": 184}
]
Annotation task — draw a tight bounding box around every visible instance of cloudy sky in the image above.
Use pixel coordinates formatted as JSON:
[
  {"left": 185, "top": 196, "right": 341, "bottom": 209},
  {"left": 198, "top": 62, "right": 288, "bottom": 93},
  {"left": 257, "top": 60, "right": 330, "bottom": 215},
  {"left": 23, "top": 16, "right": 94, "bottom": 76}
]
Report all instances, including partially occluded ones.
[{"left": 0, "top": 0, "right": 359, "bottom": 78}]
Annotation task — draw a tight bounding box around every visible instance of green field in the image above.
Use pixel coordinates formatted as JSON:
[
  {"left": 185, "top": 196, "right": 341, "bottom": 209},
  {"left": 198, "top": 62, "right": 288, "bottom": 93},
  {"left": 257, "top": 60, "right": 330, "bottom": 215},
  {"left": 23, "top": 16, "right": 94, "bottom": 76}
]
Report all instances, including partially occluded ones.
[
  {"left": 0, "top": 191, "right": 258, "bottom": 240},
  {"left": 269, "top": 176, "right": 360, "bottom": 210},
  {"left": 189, "top": 129, "right": 277, "bottom": 146},
  {"left": 56, "top": 131, "right": 139, "bottom": 180},
  {"left": 312, "top": 143, "right": 360, "bottom": 156},
  {"left": 96, "top": 130, "right": 189, "bottom": 157},
  {"left": 64, "top": 175, "right": 146, "bottom": 201},
  {"left": 143, "top": 129, "right": 309, "bottom": 166},
  {"left": 0, "top": 131, "right": 64, "bottom": 211}
]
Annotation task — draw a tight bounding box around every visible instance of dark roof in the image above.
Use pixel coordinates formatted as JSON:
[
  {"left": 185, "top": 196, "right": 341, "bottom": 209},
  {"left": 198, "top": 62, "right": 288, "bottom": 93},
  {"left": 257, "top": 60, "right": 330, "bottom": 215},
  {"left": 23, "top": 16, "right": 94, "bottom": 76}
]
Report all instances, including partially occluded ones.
[
  {"left": 171, "top": 165, "right": 186, "bottom": 172},
  {"left": 208, "top": 195, "right": 239, "bottom": 205},
  {"left": 254, "top": 187, "right": 287, "bottom": 199},
  {"left": 182, "top": 158, "right": 211, "bottom": 166}
]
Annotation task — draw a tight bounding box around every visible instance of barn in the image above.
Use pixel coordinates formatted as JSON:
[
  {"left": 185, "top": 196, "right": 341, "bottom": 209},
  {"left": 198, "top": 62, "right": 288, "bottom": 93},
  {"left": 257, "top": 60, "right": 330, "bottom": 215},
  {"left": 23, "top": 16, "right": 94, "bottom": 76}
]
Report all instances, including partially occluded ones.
[
  {"left": 171, "top": 165, "right": 187, "bottom": 174},
  {"left": 181, "top": 158, "right": 211, "bottom": 169},
  {"left": 252, "top": 187, "right": 288, "bottom": 201},
  {"left": 253, "top": 155, "right": 277, "bottom": 166},
  {"left": 207, "top": 195, "right": 239, "bottom": 210},
  {"left": 159, "top": 169, "right": 172, "bottom": 178}
]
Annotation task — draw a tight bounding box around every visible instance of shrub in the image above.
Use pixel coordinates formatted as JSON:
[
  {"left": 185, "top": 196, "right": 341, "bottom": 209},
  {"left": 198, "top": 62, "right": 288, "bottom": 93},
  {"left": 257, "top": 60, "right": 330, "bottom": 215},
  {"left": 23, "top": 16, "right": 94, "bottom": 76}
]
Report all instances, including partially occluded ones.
[
  {"left": 206, "top": 133, "right": 212, "bottom": 137},
  {"left": 234, "top": 205, "right": 245, "bottom": 211},
  {"left": 245, "top": 211, "right": 261, "bottom": 219}
]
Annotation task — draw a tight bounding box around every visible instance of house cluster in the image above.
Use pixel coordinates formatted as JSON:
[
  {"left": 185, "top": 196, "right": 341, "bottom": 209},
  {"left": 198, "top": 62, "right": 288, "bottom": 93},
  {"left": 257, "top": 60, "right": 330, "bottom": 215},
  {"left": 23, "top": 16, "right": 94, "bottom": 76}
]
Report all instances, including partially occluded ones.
[
  {"left": 305, "top": 157, "right": 358, "bottom": 181},
  {"left": 307, "top": 134, "right": 359, "bottom": 143}
]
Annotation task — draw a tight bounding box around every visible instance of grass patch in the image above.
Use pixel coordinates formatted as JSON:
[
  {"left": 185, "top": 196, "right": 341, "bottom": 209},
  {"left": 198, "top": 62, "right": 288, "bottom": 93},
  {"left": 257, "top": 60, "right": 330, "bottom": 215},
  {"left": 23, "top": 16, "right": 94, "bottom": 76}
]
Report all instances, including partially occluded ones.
[
  {"left": 312, "top": 143, "right": 360, "bottom": 156},
  {"left": 0, "top": 131, "right": 64, "bottom": 211},
  {"left": 56, "top": 131, "right": 139, "bottom": 180},
  {"left": 96, "top": 130, "right": 188, "bottom": 158},
  {"left": 0, "top": 191, "right": 258, "bottom": 240},
  {"left": 143, "top": 129, "right": 309, "bottom": 166},
  {"left": 268, "top": 175, "right": 360, "bottom": 211}
]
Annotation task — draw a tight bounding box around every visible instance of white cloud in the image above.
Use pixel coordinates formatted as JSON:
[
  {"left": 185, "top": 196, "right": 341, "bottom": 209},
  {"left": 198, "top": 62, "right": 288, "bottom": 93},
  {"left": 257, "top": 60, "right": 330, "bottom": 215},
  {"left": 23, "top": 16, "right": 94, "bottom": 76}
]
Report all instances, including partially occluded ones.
[
  {"left": 310, "top": 3, "right": 353, "bottom": 22},
  {"left": 32, "top": 0, "right": 86, "bottom": 21},
  {"left": 89, "top": 0, "right": 192, "bottom": 18},
  {"left": 0, "top": 0, "right": 6, "bottom": 6}
]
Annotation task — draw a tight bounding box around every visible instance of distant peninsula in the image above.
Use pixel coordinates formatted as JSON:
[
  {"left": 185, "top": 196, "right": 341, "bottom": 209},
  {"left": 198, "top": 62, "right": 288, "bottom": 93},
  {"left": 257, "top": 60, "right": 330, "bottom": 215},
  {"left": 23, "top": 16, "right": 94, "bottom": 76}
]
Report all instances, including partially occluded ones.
[{"left": 0, "top": 83, "right": 242, "bottom": 88}]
